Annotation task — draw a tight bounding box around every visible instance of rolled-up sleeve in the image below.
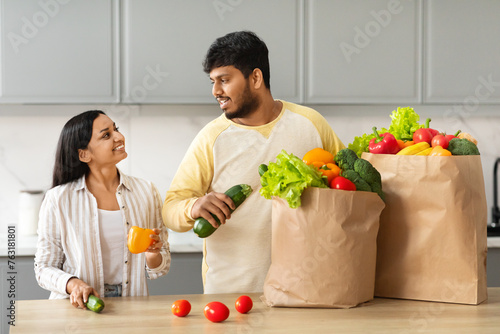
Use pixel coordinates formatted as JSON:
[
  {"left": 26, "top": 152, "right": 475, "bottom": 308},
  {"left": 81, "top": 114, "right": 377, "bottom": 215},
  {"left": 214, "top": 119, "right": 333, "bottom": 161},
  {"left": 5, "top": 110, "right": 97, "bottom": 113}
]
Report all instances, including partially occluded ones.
[
  {"left": 146, "top": 184, "right": 171, "bottom": 279},
  {"left": 34, "top": 192, "right": 73, "bottom": 297}
]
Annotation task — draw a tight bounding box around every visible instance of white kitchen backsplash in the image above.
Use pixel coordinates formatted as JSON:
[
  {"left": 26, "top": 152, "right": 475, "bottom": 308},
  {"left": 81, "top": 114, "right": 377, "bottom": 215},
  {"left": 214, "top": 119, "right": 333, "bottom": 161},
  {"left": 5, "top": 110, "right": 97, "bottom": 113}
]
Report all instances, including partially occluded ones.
[{"left": 0, "top": 104, "right": 499, "bottom": 242}]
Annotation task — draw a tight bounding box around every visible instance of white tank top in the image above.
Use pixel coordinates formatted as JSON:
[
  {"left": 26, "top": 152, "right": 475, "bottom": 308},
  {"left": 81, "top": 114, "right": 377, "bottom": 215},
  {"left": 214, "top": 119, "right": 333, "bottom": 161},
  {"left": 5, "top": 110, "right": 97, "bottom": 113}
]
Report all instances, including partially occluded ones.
[{"left": 98, "top": 209, "right": 124, "bottom": 285}]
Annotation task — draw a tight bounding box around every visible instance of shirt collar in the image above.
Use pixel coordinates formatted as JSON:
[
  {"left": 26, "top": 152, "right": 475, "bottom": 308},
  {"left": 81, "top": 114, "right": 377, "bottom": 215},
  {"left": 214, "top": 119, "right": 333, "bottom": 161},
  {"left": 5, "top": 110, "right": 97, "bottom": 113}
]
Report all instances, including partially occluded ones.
[
  {"left": 74, "top": 175, "right": 86, "bottom": 191},
  {"left": 117, "top": 169, "right": 132, "bottom": 191}
]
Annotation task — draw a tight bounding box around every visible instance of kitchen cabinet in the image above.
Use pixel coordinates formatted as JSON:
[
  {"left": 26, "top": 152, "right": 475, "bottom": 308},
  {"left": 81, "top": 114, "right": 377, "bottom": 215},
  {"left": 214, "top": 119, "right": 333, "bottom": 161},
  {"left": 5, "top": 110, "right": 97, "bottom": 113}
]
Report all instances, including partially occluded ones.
[
  {"left": 305, "top": 0, "right": 421, "bottom": 104},
  {"left": 0, "top": 253, "right": 203, "bottom": 302},
  {"left": 121, "top": 0, "right": 302, "bottom": 104},
  {"left": 147, "top": 252, "right": 203, "bottom": 295},
  {"left": 424, "top": 0, "right": 500, "bottom": 104},
  {"left": 0, "top": 0, "right": 119, "bottom": 103},
  {"left": 2, "top": 0, "right": 500, "bottom": 105},
  {"left": 0, "top": 256, "right": 49, "bottom": 300},
  {"left": 487, "top": 248, "right": 500, "bottom": 287}
]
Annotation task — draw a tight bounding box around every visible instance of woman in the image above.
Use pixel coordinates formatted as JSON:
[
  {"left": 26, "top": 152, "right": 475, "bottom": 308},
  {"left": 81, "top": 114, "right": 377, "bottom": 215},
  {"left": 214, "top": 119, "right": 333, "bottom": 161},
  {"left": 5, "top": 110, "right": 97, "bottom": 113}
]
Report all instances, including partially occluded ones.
[{"left": 35, "top": 110, "right": 170, "bottom": 309}]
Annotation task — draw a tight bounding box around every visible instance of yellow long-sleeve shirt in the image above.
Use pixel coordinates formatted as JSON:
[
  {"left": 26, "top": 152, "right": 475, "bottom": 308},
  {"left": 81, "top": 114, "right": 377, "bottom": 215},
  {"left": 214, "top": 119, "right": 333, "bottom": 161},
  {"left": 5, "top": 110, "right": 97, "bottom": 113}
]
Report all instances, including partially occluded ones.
[{"left": 162, "top": 100, "right": 344, "bottom": 293}]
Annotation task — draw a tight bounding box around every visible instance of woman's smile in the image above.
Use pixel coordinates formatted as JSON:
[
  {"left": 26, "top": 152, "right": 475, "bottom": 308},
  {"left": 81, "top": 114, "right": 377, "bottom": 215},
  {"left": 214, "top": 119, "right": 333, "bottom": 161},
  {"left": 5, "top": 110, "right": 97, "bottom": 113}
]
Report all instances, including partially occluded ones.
[{"left": 113, "top": 144, "right": 125, "bottom": 152}]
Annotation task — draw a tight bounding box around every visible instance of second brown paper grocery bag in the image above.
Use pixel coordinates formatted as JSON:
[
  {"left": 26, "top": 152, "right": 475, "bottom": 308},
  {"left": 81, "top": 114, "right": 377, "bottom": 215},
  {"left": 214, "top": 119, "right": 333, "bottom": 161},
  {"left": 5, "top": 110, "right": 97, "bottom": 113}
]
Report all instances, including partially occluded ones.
[{"left": 363, "top": 153, "right": 488, "bottom": 305}]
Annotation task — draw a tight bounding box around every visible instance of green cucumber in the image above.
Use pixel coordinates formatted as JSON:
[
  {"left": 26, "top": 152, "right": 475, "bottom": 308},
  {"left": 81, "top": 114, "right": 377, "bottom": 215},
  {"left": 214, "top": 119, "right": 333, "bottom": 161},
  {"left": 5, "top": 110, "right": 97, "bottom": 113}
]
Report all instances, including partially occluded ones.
[
  {"left": 258, "top": 164, "right": 268, "bottom": 187},
  {"left": 258, "top": 164, "right": 268, "bottom": 177},
  {"left": 85, "top": 294, "right": 105, "bottom": 313},
  {"left": 193, "top": 184, "right": 253, "bottom": 238}
]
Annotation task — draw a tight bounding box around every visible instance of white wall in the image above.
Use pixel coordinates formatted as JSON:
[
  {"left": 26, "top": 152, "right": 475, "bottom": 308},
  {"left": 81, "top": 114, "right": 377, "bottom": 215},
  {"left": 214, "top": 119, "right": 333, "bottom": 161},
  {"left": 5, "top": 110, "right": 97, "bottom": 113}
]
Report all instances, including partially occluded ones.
[{"left": 0, "top": 103, "right": 499, "bottom": 237}]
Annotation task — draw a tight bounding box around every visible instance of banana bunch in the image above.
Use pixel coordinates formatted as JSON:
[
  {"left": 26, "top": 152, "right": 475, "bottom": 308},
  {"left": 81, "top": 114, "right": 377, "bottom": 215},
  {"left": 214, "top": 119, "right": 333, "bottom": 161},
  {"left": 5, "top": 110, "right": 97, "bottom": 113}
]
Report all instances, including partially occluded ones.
[{"left": 396, "top": 142, "right": 432, "bottom": 156}]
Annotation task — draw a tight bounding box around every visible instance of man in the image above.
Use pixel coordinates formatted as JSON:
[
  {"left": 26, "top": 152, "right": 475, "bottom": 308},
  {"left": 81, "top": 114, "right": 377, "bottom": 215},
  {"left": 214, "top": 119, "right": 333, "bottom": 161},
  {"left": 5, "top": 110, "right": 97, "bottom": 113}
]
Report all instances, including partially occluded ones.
[{"left": 162, "top": 31, "right": 344, "bottom": 294}]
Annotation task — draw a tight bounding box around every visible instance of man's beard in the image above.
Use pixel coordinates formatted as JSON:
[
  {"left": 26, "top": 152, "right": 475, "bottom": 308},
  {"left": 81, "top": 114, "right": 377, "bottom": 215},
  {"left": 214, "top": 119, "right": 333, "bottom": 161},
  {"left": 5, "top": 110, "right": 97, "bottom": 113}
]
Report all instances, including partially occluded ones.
[{"left": 224, "top": 82, "right": 260, "bottom": 120}]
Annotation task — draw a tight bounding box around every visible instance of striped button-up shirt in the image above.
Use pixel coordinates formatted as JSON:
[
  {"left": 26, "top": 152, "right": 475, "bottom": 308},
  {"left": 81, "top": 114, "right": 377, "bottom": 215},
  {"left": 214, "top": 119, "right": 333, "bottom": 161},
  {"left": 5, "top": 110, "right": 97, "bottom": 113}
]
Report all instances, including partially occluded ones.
[{"left": 34, "top": 170, "right": 170, "bottom": 299}]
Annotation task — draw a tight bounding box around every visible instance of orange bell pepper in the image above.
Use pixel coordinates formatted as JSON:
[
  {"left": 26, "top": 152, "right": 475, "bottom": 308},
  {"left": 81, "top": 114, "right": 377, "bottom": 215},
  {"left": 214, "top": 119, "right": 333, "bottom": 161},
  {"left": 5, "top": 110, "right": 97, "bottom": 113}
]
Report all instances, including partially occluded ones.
[
  {"left": 429, "top": 146, "right": 452, "bottom": 156},
  {"left": 127, "top": 226, "right": 155, "bottom": 254},
  {"left": 302, "top": 148, "right": 340, "bottom": 184},
  {"left": 310, "top": 161, "right": 324, "bottom": 169},
  {"left": 397, "top": 139, "right": 414, "bottom": 150},
  {"left": 318, "top": 163, "right": 341, "bottom": 184}
]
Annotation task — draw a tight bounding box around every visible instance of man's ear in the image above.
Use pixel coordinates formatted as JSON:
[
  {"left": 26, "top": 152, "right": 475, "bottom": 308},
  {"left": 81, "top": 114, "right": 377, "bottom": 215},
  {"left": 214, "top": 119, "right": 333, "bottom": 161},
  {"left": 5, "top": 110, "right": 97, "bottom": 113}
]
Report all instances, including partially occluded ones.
[
  {"left": 78, "top": 149, "right": 91, "bottom": 163},
  {"left": 251, "top": 68, "right": 264, "bottom": 90}
]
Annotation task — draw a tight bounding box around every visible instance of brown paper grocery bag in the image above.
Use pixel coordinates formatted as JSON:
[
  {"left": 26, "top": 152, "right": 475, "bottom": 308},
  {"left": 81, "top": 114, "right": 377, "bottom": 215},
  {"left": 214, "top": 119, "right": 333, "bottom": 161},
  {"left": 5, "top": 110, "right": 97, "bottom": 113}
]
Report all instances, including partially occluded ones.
[
  {"left": 262, "top": 187, "right": 385, "bottom": 308},
  {"left": 362, "top": 153, "right": 488, "bottom": 305}
]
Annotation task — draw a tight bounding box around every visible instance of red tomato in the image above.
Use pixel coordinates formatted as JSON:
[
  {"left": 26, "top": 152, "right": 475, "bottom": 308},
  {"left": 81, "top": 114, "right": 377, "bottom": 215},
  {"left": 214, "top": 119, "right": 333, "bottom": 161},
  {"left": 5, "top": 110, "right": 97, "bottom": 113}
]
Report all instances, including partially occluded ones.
[
  {"left": 235, "top": 295, "right": 253, "bottom": 314},
  {"left": 204, "top": 302, "right": 230, "bottom": 322},
  {"left": 431, "top": 134, "right": 449, "bottom": 149},
  {"left": 330, "top": 176, "right": 356, "bottom": 191},
  {"left": 171, "top": 299, "right": 191, "bottom": 317},
  {"left": 412, "top": 128, "right": 434, "bottom": 144}
]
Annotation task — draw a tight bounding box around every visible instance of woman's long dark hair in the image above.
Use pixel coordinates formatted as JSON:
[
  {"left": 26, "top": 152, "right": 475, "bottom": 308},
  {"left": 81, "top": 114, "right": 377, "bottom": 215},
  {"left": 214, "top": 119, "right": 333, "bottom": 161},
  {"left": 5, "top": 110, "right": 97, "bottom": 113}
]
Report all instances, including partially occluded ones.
[{"left": 52, "top": 110, "right": 105, "bottom": 188}]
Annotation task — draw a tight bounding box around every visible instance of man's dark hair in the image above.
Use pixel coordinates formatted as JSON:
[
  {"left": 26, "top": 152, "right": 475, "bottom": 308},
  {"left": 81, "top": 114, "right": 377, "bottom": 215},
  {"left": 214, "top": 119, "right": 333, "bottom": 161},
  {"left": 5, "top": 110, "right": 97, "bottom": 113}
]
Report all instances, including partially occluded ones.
[{"left": 203, "top": 31, "right": 271, "bottom": 90}]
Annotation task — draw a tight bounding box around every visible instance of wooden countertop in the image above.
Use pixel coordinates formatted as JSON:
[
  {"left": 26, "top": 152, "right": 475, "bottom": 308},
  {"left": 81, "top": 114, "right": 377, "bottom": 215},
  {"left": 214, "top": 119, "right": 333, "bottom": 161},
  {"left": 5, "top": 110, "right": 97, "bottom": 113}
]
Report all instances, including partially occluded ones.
[{"left": 10, "top": 288, "right": 500, "bottom": 333}]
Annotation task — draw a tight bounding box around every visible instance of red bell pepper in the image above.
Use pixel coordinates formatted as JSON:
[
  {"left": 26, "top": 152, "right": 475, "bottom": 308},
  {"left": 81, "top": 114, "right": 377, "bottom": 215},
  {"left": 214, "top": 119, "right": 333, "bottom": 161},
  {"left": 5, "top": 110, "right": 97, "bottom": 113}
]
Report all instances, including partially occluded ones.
[
  {"left": 369, "top": 127, "right": 400, "bottom": 154},
  {"left": 330, "top": 176, "right": 356, "bottom": 191},
  {"left": 413, "top": 118, "right": 439, "bottom": 144}
]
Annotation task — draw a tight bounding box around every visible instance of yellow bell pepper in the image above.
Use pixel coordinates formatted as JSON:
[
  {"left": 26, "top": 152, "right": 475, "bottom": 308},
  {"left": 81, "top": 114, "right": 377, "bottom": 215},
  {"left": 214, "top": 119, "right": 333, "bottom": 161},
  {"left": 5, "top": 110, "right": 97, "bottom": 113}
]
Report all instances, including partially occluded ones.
[
  {"left": 302, "top": 147, "right": 334, "bottom": 165},
  {"left": 429, "top": 146, "right": 452, "bottom": 156},
  {"left": 127, "top": 226, "right": 155, "bottom": 254}
]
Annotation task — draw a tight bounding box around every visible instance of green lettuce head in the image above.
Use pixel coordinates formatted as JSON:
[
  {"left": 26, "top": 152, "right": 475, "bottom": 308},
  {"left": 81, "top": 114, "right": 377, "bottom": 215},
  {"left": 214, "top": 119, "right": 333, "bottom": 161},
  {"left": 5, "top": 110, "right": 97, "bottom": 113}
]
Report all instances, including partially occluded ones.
[{"left": 259, "top": 150, "right": 327, "bottom": 208}]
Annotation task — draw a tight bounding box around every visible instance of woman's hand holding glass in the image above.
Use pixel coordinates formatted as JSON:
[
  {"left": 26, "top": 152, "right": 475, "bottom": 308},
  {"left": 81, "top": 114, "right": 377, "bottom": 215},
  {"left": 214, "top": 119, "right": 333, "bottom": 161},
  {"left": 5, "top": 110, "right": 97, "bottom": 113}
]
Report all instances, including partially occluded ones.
[{"left": 145, "top": 228, "right": 163, "bottom": 269}]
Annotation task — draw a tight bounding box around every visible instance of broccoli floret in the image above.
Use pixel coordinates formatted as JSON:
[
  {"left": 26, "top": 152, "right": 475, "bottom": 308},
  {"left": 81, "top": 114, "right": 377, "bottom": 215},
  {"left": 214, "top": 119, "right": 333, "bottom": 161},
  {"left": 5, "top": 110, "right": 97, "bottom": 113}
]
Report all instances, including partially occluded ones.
[
  {"left": 335, "top": 148, "right": 385, "bottom": 200},
  {"left": 370, "top": 182, "right": 385, "bottom": 201},
  {"left": 353, "top": 158, "right": 385, "bottom": 201},
  {"left": 448, "top": 138, "right": 480, "bottom": 155},
  {"left": 341, "top": 170, "right": 372, "bottom": 192},
  {"left": 334, "top": 148, "right": 359, "bottom": 171},
  {"left": 353, "top": 158, "right": 381, "bottom": 186}
]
